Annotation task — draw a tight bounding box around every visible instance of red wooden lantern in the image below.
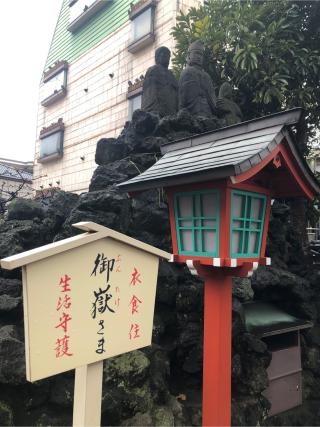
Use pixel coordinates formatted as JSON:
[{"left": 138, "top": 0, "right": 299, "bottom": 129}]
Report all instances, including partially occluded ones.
[{"left": 118, "top": 108, "right": 320, "bottom": 426}]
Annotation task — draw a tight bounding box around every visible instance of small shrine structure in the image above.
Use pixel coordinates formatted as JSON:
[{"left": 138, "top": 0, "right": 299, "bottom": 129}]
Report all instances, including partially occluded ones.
[{"left": 118, "top": 108, "right": 320, "bottom": 426}]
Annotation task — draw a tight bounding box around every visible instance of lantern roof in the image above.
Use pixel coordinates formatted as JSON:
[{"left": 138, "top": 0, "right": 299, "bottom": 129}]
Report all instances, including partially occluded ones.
[{"left": 118, "top": 108, "right": 320, "bottom": 199}]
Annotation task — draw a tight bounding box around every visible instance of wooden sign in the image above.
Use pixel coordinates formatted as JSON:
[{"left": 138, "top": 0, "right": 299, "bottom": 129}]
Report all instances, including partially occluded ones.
[{"left": 1, "top": 222, "right": 171, "bottom": 382}]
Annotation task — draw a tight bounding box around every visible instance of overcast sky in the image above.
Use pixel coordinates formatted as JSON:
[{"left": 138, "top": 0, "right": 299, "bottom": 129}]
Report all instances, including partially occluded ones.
[{"left": 1, "top": 1, "right": 62, "bottom": 162}]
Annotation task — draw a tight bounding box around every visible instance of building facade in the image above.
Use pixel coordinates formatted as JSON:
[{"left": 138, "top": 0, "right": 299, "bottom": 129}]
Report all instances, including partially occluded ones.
[
  {"left": 0, "top": 158, "right": 33, "bottom": 208},
  {"left": 33, "top": 0, "right": 203, "bottom": 194}
]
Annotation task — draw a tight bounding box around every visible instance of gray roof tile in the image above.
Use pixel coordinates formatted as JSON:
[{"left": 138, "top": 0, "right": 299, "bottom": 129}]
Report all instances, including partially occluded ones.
[{"left": 0, "top": 163, "right": 32, "bottom": 182}]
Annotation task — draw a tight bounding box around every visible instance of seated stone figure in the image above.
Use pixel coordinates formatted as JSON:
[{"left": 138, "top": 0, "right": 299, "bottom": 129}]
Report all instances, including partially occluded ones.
[
  {"left": 141, "top": 46, "right": 178, "bottom": 117},
  {"left": 179, "top": 40, "right": 217, "bottom": 117},
  {"left": 218, "top": 82, "right": 242, "bottom": 125}
]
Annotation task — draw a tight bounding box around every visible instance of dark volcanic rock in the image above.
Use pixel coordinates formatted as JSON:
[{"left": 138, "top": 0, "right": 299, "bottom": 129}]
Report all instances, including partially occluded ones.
[
  {"left": 7, "top": 199, "right": 44, "bottom": 221},
  {"left": 0, "top": 220, "right": 52, "bottom": 261},
  {"left": 0, "top": 401, "right": 13, "bottom": 426},
  {"left": 149, "top": 349, "right": 171, "bottom": 402},
  {"left": 50, "top": 375, "right": 74, "bottom": 408},
  {"left": 131, "top": 109, "right": 159, "bottom": 136},
  {"left": 232, "top": 277, "right": 254, "bottom": 302},
  {"left": 0, "top": 325, "right": 25, "bottom": 385},
  {"left": 89, "top": 162, "right": 138, "bottom": 191},
  {"left": 121, "top": 412, "right": 153, "bottom": 426},
  {"left": 156, "top": 262, "right": 180, "bottom": 306},
  {"left": 95, "top": 137, "right": 131, "bottom": 165},
  {"left": 1, "top": 103, "right": 320, "bottom": 427},
  {"left": 155, "top": 109, "right": 222, "bottom": 140},
  {"left": 131, "top": 190, "right": 170, "bottom": 239},
  {"left": 40, "top": 190, "right": 79, "bottom": 230},
  {"left": 57, "top": 187, "right": 132, "bottom": 239},
  {"left": 182, "top": 344, "right": 203, "bottom": 374},
  {"left": 233, "top": 333, "right": 271, "bottom": 396},
  {"left": 89, "top": 153, "right": 158, "bottom": 191},
  {"left": 232, "top": 395, "right": 269, "bottom": 426},
  {"left": 0, "top": 278, "right": 22, "bottom": 298},
  {"left": 176, "top": 281, "right": 203, "bottom": 313},
  {"left": 0, "top": 295, "right": 22, "bottom": 314},
  {"left": 104, "top": 350, "right": 150, "bottom": 388}
]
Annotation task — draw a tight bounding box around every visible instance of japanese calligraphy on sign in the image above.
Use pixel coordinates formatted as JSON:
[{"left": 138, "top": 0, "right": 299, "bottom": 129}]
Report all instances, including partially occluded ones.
[{"left": 13, "top": 235, "right": 164, "bottom": 382}]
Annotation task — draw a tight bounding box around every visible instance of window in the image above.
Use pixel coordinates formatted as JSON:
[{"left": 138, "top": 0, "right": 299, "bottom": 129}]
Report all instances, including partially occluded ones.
[
  {"left": 38, "top": 120, "right": 64, "bottom": 163},
  {"left": 132, "top": 8, "right": 152, "bottom": 41},
  {"left": 68, "top": 0, "right": 111, "bottom": 32},
  {"left": 174, "top": 190, "right": 220, "bottom": 257},
  {"left": 127, "top": 77, "right": 144, "bottom": 120},
  {"left": 230, "top": 190, "right": 266, "bottom": 258},
  {"left": 41, "top": 62, "right": 68, "bottom": 107},
  {"left": 128, "top": 94, "right": 142, "bottom": 120},
  {"left": 128, "top": 0, "right": 156, "bottom": 53}
]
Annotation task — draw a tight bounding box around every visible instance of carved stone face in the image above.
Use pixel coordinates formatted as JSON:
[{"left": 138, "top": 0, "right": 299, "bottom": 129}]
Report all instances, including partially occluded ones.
[
  {"left": 188, "top": 48, "right": 204, "bottom": 67},
  {"left": 155, "top": 49, "right": 171, "bottom": 68}
]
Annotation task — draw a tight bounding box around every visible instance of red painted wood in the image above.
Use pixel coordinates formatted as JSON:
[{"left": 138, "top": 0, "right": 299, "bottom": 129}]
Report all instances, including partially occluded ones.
[
  {"left": 173, "top": 254, "right": 264, "bottom": 266},
  {"left": 232, "top": 142, "right": 316, "bottom": 200},
  {"left": 198, "top": 267, "right": 232, "bottom": 427},
  {"left": 260, "top": 195, "right": 272, "bottom": 257},
  {"left": 232, "top": 146, "right": 281, "bottom": 185},
  {"left": 279, "top": 145, "right": 314, "bottom": 200},
  {"left": 168, "top": 181, "right": 227, "bottom": 193},
  {"left": 166, "top": 189, "right": 178, "bottom": 254},
  {"left": 228, "top": 180, "right": 273, "bottom": 196}
]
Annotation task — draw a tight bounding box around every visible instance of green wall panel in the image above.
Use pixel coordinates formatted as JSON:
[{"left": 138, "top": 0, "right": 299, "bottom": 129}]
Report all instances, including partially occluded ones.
[{"left": 45, "top": 0, "right": 135, "bottom": 71}]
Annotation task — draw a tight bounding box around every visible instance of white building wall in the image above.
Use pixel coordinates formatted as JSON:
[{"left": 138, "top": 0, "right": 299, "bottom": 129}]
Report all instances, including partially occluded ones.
[{"left": 33, "top": 0, "right": 203, "bottom": 193}]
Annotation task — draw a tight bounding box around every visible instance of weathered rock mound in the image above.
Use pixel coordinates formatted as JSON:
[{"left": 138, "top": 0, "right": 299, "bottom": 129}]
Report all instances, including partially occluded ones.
[{"left": 0, "top": 111, "right": 319, "bottom": 426}]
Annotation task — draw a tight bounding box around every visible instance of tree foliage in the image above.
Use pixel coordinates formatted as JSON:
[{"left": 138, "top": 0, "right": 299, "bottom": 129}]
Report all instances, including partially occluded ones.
[{"left": 171, "top": 0, "right": 320, "bottom": 142}]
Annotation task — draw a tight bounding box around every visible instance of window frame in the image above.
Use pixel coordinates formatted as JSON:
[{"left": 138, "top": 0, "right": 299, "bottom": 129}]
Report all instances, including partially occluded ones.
[
  {"left": 174, "top": 189, "right": 220, "bottom": 257},
  {"left": 128, "top": 93, "right": 142, "bottom": 120},
  {"left": 67, "top": 0, "right": 111, "bottom": 33},
  {"left": 127, "top": 78, "right": 143, "bottom": 120},
  {"left": 38, "top": 120, "right": 65, "bottom": 163},
  {"left": 230, "top": 190, "right": 267, "bottom": 258},
  {"left": 41, "top": 61, "right": 68, "bottom": 107},
  {"left": 127, "top": 0, "right": 156, "bottom": 53}
]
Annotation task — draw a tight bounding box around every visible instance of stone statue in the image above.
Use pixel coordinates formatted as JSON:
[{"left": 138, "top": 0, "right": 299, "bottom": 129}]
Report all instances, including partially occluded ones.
[
  {"left": 141, "top": 46, "right": 178, "bottom": 117},
  {"left": 218, "top": 82, "right": 242, "bottom": 125},
  {"left": 179, "top": 40, "right": 218, "bottom": 117}
]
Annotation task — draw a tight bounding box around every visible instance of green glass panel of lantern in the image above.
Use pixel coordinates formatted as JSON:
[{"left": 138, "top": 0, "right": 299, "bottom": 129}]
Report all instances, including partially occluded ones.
[
  {"left": 203, "top": 229, "right": 217, "bottom": 252},
  {"left": 230, "top": 190, "right": 266, "bottom": 258},
  {"left": 202, "top": 220, "right": 217, "bottom": 229},
  {"left": 251, "top": 197, "right": 264, "bottom": 220},
  {"left": 243, "top": 231, "right": 250, "bottom": 254},
  {"left": 179, "top": 220, "right": 193, "bottom": 227},
  {"left": 249, "top": 231, "right": 260, "bottom": 254},
  {"left": 201, "top": 192, "right": 218, "bottom": 218},
  {"left": 232, "top": 230, "right": 243, "bottom": 253},
  {"left": 178, "top": 194, "right": 193, "bottom": 218},
  {"left": 181, "top": 229, "right": 193, "bottom": 252},
  {"left": 174, "top": 190, "right": 220, "bottom": 256},
  {"left": 194, "top": 194, "right": 200, "bottom": 217},
  {"left": 249, "top": 220, "right": 262, "bottom": 230},
  {"left": 233, "top": 193, "right": 246, "bottom": 218},
  {"left": 233, "top": 219, "right": 245, "bottom": 229}
]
